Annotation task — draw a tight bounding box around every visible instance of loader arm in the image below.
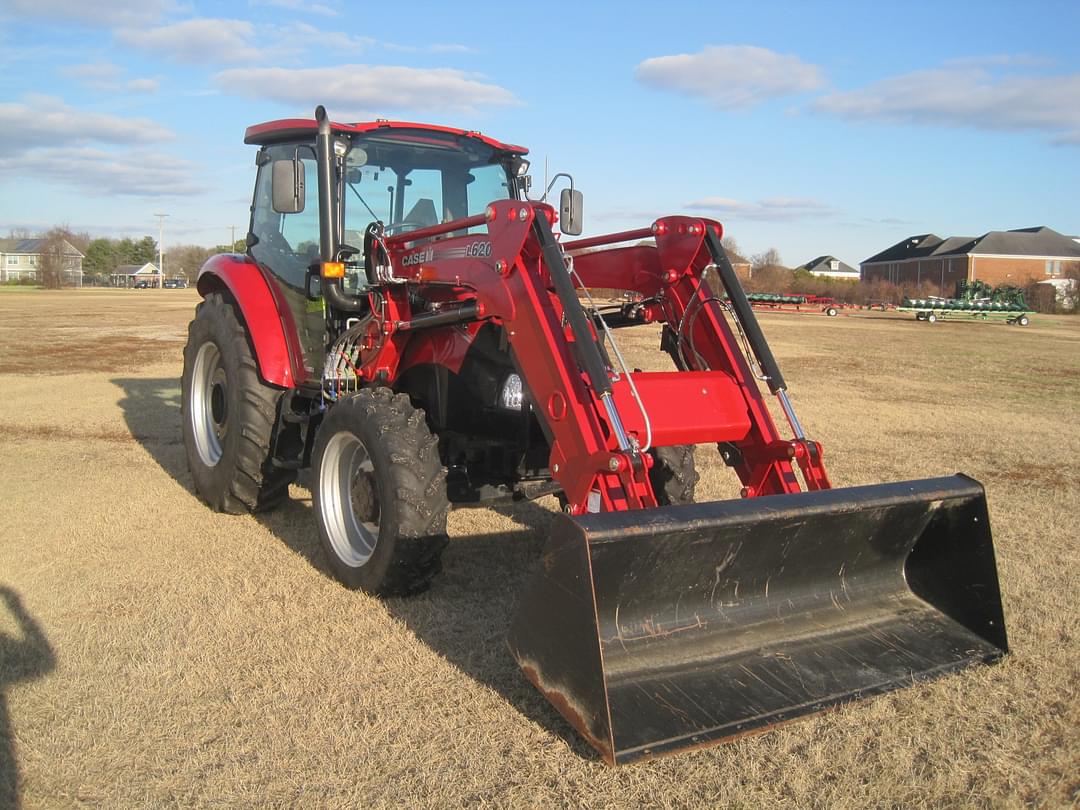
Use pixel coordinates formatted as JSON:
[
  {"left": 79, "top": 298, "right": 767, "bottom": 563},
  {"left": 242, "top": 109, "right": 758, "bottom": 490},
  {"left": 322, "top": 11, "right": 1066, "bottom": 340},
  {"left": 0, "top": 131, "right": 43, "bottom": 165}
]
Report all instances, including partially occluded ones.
[
  {"left": 379, "top": 201, "right": 658, "bottom": 512},
  {"left": 565, "top": 218, "right": 831, "bottom": 496},
  {"left": 375, "top": 202, "right": 825, "bottom": 513}
]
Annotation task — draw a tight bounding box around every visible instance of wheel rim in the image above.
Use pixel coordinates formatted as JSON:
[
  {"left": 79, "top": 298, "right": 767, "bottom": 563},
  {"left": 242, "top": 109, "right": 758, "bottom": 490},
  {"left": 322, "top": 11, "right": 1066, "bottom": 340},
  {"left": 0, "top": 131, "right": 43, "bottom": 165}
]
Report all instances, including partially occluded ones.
[
  {"left": 320, "top": 431, "right": 381, "bottom": 567},
  {"left": 191, "top": 342, "right": 228, "bottom": 467}
]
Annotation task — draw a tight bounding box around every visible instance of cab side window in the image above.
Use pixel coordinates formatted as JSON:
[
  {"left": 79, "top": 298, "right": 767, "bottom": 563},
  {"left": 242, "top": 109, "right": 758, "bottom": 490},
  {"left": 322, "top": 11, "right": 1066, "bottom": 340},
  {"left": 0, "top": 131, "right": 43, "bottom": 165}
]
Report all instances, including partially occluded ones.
[{"left": 250, "top": 144, "right": 320, "bottom": 289}]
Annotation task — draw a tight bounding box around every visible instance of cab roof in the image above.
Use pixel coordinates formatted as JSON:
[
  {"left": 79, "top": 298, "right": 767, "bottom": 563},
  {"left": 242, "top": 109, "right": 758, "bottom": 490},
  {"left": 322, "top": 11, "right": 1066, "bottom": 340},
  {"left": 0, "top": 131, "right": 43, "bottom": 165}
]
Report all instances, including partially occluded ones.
[{"left": 244, "top": 118, "right": 528, "bottom": 155}]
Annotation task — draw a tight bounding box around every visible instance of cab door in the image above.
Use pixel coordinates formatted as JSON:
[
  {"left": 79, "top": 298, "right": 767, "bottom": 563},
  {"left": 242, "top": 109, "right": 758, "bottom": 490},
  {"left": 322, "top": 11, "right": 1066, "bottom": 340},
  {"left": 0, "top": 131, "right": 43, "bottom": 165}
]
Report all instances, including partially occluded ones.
[{"left": 248, "top": 143, "right": 327, "bottom": 381}]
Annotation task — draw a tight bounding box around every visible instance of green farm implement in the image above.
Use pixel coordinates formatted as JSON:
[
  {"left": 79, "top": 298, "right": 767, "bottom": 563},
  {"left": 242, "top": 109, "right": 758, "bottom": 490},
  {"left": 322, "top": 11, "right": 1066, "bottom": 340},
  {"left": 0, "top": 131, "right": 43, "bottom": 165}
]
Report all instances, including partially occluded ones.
[{"left": 900, "top": 281, "right": 1034, "bottom": 326}]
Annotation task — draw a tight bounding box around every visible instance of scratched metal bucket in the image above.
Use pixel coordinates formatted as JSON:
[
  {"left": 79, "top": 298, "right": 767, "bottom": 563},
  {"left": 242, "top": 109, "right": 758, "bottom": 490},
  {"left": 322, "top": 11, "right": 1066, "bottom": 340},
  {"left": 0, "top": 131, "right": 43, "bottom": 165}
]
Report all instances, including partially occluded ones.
[{"left": 507, "top": 475, "right": 1007, "bottom": 765}]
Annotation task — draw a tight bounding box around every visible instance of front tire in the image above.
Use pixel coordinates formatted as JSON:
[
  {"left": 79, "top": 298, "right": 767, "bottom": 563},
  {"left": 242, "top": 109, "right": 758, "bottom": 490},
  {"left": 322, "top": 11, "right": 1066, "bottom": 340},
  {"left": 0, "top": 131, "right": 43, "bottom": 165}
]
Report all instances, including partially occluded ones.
[
  {"left": 312, "top": 388, "right": 450, "bottom": 595},
  {"left": 181, "top": 293, "right": 294, "bottom": 514},
  {"left": 649, "top": 445, "right": 698, "bottom": 505}
]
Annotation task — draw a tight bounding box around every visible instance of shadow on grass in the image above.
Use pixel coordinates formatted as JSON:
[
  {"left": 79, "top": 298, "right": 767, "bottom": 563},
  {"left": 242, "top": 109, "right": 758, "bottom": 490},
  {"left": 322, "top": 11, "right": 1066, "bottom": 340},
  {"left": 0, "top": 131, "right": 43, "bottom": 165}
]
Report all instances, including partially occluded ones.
[
  {"left": 111, "top": 377, "right": 597, "bottom": 762},
  {"left": 0, "top": 586, "right": 56, "bottom": 810}
]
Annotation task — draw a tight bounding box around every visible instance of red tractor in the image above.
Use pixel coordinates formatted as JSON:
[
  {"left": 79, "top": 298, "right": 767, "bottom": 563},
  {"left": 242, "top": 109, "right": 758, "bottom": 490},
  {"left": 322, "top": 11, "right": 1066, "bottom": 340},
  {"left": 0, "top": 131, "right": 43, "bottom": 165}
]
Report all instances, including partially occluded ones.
[{"left": 182, "top": 107, "right": 1007, "bottom": 765}]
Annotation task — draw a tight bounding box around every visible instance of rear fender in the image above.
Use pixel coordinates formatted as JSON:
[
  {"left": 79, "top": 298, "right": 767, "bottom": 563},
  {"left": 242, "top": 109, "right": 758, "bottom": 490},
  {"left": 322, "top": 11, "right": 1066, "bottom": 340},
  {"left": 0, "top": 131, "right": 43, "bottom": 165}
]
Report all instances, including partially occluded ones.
[{"left": 196, "top": 254, "right": 298, "bottom": 388}]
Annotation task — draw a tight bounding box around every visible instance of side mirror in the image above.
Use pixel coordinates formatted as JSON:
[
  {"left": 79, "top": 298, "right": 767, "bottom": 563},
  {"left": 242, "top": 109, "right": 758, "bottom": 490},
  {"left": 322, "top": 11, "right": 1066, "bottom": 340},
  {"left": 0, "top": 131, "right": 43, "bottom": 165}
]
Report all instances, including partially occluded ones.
[
  {"left": 559, "top": 187, "right": 583, "bottom": 236},
  {"left": 272, "top": 159, "right": 305, "bottom": 214}
]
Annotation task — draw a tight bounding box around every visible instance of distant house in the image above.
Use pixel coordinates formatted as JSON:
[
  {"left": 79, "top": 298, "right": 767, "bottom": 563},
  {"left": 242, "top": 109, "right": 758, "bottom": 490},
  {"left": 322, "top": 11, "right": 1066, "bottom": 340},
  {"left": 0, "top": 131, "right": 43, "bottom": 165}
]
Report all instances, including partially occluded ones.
[
  {"left": 111, "top": 263, "right": 161, "bottom": 288},
  {"left": 0, "top": 238, "right": 84, "bottom": 285},
  {"left": 796, "top": 255, "right": 860, "bottom": 280},
  {"left": 861, "top": 226, "right": 1080, "bottom": 289}
]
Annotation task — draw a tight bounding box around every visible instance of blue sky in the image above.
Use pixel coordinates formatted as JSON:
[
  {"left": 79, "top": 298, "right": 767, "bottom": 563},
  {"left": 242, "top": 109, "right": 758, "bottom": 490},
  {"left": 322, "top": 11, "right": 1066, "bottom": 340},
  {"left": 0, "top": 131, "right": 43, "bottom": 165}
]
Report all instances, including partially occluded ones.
[{"left": 1, "top": 0, "right": 1078, "bottom": 266}]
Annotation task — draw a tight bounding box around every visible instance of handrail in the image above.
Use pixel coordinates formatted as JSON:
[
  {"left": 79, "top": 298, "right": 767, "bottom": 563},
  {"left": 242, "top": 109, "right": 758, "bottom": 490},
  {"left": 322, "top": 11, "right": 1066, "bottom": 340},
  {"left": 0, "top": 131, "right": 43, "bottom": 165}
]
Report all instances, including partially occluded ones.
[
  {"left": 562, "top": 227, "right": 653, "bottom": 252},
  {"left": 383, "top": 213, "right": 488, "bottom": 246}
]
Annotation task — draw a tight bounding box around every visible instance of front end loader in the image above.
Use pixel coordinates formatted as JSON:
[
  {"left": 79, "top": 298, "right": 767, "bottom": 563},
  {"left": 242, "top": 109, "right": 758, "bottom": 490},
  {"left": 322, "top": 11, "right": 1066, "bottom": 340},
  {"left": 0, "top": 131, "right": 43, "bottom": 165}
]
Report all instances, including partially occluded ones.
[{"left": 182, "top": 107, "right": 1007, "bottom": 765}]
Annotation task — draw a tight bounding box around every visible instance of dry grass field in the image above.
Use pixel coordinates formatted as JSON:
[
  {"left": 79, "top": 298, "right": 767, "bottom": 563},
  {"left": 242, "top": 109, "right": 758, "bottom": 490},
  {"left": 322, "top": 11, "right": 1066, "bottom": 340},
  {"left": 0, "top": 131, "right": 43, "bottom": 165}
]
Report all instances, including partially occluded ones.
[{"left": 1, "top": 288, "right": 1077, "bottom": 808}]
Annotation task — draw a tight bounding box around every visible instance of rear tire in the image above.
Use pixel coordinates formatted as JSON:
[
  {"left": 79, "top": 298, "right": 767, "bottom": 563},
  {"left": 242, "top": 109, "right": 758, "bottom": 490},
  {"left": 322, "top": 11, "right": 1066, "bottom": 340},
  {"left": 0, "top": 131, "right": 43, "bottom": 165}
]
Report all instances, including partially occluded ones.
[
  {"left": 312, "top": 388, "right": 450, "bottom": 596},
  {"left": 649, "top": 445, "right": 698, "bottom": 505},
  {"left": 181, "top": 292, "right": 294, "bottom": 514},
  {"left": 926, "top": 313, "right": 937, "bottom": 323},
  {"left": 825, "top": 306, "right": 838, "bottom": 317},
  {"left": 1018, "top": 315, "right": 1030, "bottom": 326}
]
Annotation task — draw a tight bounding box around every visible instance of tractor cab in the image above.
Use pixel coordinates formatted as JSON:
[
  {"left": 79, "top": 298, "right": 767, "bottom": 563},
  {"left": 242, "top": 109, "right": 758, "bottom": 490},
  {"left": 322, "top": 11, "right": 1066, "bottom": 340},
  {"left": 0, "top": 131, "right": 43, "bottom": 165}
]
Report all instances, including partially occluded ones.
[
  {"left": 244, "top": 119, "right": 530, "bottom": 369},
  {"left": 248, "top": 121, "right": 526, "bottom": 285}
]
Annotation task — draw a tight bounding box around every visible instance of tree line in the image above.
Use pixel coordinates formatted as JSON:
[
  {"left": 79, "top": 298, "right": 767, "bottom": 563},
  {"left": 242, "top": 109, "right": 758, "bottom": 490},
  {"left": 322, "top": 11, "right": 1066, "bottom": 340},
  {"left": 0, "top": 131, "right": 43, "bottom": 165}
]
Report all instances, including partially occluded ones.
[{"left": 5, "top": 226, "right": 244, "bottom": 288}]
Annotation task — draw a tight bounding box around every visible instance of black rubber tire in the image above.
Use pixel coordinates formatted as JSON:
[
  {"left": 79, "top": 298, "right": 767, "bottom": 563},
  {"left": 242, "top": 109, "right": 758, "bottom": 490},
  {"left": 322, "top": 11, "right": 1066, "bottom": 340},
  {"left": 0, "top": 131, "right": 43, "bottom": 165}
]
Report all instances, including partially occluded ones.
[
  {"left": 649, "top": 445, "right": 698, "bottom": 505},
  {"left": 312, "top": 388, "right": 450, "bottom": 596},
  {"left": 181, "top": 292, "right": 295, "bottom": 514},
  {"left": 1018, "top": 315, "right": 1030, "bottom": 326}
]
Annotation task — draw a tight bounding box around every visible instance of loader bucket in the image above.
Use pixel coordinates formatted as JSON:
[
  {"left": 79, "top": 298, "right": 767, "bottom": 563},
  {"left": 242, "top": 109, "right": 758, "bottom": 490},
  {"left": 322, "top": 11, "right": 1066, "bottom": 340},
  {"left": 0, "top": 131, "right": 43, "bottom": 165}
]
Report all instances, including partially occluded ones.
[{"left": 507, "top": 475, "right": 1007, "bottom": 765}]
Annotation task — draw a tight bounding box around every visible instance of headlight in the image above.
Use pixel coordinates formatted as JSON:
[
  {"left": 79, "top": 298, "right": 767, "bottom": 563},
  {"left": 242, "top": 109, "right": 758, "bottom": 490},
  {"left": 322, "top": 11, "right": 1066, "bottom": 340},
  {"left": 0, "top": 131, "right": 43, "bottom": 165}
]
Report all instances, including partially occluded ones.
[{"left": 499, "top": 373, "right": 524, "bottom": 410}]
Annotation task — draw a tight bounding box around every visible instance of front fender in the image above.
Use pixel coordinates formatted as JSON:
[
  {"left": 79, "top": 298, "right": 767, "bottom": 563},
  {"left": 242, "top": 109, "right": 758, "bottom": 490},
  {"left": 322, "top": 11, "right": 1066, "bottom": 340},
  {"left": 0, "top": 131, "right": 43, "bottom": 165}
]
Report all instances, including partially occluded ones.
[{"left": 196, "top": 254, "right": 297, "bottom": 388}]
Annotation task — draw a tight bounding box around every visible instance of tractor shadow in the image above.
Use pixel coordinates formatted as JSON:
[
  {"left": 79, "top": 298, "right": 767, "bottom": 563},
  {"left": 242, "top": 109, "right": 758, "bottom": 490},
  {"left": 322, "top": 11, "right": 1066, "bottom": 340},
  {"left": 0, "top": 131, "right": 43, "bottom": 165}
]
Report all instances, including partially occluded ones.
[
  {"left": 0, "top": 586, "right": 57, "bottom": 809},
  {"left": 111, "top": 377, "right": 598, "bottom": 761}
]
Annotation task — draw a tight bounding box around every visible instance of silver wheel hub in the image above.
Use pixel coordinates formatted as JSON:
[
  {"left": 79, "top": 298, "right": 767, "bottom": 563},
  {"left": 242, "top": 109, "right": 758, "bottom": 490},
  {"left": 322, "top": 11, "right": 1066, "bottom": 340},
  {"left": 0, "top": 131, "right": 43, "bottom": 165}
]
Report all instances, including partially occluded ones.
[
  {"left": 191, "top": 342, "right": 228, "bottom": 467},
  {"left": 320, "top": 431, "right": 380, "bottom": 567}
]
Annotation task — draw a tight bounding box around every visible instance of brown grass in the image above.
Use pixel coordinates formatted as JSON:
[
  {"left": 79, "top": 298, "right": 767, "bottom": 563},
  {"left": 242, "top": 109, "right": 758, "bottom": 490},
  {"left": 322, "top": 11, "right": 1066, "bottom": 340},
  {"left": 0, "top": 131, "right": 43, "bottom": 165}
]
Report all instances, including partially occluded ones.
[{"left": 0, "top": 290, "right": 1077, "bottom": 808}]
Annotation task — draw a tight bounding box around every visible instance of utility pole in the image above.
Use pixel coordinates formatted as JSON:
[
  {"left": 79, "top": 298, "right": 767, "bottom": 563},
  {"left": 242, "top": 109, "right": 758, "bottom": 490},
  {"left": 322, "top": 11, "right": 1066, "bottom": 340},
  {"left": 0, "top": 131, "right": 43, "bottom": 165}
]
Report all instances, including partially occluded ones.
[
  {"left": 154, "top": 213, "right": 168, "bottom": 288},
  {"left": 230, "top": 225, "right": 237, "bottom": 251}
]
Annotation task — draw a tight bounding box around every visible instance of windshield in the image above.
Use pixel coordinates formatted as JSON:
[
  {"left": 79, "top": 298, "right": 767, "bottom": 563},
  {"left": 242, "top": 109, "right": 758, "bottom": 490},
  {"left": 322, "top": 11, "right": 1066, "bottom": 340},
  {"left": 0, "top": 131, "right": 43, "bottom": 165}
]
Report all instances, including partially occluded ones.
[{"left": 342, "top": 129, "right": 513, "bottom": 244}]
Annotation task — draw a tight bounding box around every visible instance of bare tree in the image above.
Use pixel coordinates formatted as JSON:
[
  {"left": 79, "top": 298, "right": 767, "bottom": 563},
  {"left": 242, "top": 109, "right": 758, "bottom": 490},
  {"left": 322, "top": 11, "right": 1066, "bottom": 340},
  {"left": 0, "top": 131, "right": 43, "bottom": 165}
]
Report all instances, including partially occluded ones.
[
  {"left": 750, "top": 247, "right": 784, "bottom": 274},
  {"left": 720, "top": 236, "right": 746, "bottom": 263},
  {"left": 37, "top": 227, "right": 77, "bottom": 289}
]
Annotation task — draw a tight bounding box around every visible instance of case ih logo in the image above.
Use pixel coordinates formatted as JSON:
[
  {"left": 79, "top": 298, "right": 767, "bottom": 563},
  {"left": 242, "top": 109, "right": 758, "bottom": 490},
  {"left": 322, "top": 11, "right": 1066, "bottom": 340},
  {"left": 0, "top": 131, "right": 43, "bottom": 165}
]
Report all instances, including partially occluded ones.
[
  {"left": 401, "top": 247, "right": 435, "bottom": 267},
  {"left": 402, "top": 242, "right": 493, "bottom": 266}
]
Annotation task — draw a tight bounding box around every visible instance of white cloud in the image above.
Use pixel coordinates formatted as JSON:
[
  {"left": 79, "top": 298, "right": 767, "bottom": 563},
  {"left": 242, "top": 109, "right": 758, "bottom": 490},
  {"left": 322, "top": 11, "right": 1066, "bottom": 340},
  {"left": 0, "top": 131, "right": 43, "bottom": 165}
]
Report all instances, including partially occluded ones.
[
  {"left": 116, "top": 19, "right": 262, "bottom": 64},
  {"left": 812, "top": 63, "right": 1080, "bottom": 146},
  {"left": 942, "top": 54, "right": 1052, "bottom": 69},
  {"left": 384, "top": 42, "right": 474, "bottom": 55},
  {"left": 635, "top": 45, "right": 824, "bottom": 108},
  {"left": 0, "top": 0, "right": 171, "bottom": 26},
  {"left": 0, "top": 146, "right": 204, "bottom": 196},
  {"left": 249, "top": 0, "right": 339, "bottom": 15},
  {"left": 215, "top": 64, "right": 519, "bottom": 114},
  {"left": 60, "top": 61, "right": 122, "bottom": 81},
  {"left": 115, "top": 18, "right": 374, "bottom": 65},
  {"left": 0, "top": 95, "right": 173, "bottom": 157},
  {"left": 287, "top": 22, "right": 372, "bottom": 53},
  {"left": 58, "top": 62, "right": 157, "bottom": 94},
  {"left": 685, "top": 196, "right": 835, "bottom": 221},
  {"left": 58, "top": 61, "right": 123, "bottom": 91},
  {"left": 127, "top": 78, "right": 159, "bottom": 93}
]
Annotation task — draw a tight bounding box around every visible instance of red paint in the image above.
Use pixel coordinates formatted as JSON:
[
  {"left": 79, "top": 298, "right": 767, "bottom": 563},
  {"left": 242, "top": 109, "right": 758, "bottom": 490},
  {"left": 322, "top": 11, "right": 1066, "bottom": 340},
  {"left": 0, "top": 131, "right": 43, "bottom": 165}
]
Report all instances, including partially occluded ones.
[
  {"left": 196, "top": 254, "right": 297, "bottom": 388},
  {"left": 244, "top": 118, "right": 527, "bottom": 154}
]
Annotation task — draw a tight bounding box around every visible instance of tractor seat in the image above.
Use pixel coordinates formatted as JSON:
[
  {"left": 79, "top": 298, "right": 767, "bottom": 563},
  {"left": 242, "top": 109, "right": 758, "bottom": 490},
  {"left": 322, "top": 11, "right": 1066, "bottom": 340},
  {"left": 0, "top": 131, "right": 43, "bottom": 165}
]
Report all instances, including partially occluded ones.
[{"left": 402, "top": 198, "right": 438, "bottom": 228}]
